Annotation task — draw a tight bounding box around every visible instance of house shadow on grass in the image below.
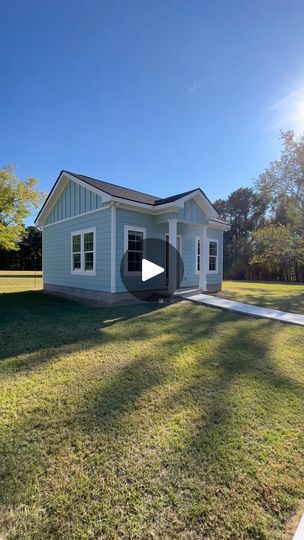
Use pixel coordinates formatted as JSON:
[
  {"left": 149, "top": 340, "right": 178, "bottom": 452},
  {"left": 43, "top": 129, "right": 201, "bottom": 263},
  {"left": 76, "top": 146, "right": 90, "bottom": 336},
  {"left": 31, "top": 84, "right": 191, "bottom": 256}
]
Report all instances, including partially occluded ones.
[
  {"left": 0, "top": 289, "right": 164, "bottom": 372},
  {"left": 0, "top": 294, "right": 304, "bottom": 538}
]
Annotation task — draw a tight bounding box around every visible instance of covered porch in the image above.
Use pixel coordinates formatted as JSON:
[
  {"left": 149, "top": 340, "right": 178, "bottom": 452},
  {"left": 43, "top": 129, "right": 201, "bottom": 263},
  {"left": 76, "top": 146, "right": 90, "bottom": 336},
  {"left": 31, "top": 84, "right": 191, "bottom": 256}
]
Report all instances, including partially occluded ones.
[{"left": 165, "top": 217, "right": 208, "bottom": 294}]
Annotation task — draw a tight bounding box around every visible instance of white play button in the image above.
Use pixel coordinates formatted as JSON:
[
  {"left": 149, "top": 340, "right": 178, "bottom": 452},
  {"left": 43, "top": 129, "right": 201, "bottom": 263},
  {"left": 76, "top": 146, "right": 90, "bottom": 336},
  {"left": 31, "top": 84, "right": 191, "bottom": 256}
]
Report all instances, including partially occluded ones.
[{"left": 142, "top": 258, "right": 164, "bottom": 282}]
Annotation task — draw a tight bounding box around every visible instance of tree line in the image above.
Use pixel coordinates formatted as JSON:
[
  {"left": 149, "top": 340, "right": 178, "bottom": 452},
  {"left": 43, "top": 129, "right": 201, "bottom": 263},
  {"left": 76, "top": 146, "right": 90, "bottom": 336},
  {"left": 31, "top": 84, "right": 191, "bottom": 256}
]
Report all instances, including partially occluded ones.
[
  {"left": 1, "top": 130, "right": 304, "bottom": 279},
  {"left": 214, "top": 131, "right": 304, "bottom": 282},
  {"left": 0, "top": 165, "right": 43, "bottom": 270},
  {"left": 0, "top": 226, "right": 42, "bottom": 270}
]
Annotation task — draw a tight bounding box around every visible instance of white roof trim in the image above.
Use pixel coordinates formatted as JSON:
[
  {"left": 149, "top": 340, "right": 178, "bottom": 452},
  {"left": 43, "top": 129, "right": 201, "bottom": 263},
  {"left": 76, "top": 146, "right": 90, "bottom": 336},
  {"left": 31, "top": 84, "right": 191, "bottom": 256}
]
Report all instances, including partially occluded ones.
[
  {"left": 208, "top": 219, "right": 230, "bottom": 231},
  {"left": 35, "top": 171, "right": 223, "bottom": 226},
  {"left": 35, "top": 171, "right": 111, "bottom": 226}
]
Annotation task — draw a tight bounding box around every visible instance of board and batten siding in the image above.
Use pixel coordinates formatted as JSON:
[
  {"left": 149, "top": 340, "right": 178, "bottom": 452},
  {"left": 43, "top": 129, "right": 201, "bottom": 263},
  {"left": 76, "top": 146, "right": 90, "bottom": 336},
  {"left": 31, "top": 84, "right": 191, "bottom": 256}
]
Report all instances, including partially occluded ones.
[
  {"left": 43, "top": 208, "right": 111, "bottom": 292},
  {"left": 45, "top": 180, "right": 103, "bottom": 225},
  {"left": 42, "top": 177, "right": 223, "bottom": 296},
  {"left": 177, "top": 198, "right": 208, "bottom": 225}
]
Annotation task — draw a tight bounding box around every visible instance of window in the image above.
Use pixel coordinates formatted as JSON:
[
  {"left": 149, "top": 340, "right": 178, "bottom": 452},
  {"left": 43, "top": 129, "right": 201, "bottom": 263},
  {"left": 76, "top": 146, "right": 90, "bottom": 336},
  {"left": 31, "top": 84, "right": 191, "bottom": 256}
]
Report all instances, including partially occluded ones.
[
  {"left": 71, "top": 228, "right": 96, "bottom": 275},
  {"left": 84, "top": 232, "right": 94, "bottom": 271},
  {"left": 124, "top": 226, "right": 146, "bottom": 274},
  {"left": 72, "top": 234, "right": 81, "bottom": 271},
  {"left": 209, "top": 240, "right": 218, "bottom": 272},
  {"left": 195, "top": 237, "right": 200, "bottom": 274}
]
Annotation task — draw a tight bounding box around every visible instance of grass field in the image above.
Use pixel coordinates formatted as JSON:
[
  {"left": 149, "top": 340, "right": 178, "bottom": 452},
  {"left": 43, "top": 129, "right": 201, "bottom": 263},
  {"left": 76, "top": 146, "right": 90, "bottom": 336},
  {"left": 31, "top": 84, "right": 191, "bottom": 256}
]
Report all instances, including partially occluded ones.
[
  {"left": 0, "top": 271, "right": 43, "bottom": 293},
  {"left": 221, "top": 281, "right": 304, "bottom": 314},
  {"left": 0, "top": 276, "right": 304, "bottom": 539}
]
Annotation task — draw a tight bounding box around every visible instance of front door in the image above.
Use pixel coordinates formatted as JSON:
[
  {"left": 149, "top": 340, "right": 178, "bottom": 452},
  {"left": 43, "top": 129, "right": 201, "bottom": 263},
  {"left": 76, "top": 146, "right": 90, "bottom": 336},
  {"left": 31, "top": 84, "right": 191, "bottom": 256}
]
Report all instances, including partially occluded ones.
[{"left": 165, "top": 234, "right": 182, "bottom": 288}]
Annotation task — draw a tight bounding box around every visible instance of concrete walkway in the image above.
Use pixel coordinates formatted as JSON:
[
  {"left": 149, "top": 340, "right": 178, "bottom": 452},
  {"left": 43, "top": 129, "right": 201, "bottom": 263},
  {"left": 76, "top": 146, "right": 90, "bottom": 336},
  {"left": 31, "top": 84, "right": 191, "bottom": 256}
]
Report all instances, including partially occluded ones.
[
  {"left": 178, "top": 291, "right": 304, "bottom": 327},
  {"left": 293, "top": 513, "right": 304, "bottom": 540}
]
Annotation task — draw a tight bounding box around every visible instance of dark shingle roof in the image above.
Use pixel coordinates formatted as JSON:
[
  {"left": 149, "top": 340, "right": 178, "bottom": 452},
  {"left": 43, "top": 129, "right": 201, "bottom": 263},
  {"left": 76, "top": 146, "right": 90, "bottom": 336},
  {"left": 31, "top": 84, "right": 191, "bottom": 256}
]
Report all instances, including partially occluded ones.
[
  {"left": 154, "top": 189, "right": 198, "bottom": 205},
  {"left": 35, "top": 170, "right": 221, "bottom": 224},
  {"left": 67, "top": 172, "right": 160, "bottom": 205},
  {"left": 66, "top": 171, "right": 209, "bottom": 208}
]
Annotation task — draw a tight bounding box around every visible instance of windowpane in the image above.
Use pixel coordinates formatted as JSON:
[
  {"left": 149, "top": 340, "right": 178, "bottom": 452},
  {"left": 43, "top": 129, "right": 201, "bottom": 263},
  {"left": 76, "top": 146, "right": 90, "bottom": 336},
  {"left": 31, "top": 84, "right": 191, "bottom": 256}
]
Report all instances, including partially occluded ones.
[
  {"left": 84, "top": 232, "right": 94, "bottom": 252},
  {"left": 73, "top": 253, "right": 81, "bottom": 270},
  {"left": 85, "top": 252, "right": 94, "bottom": 271},
  {"left": 127, "top": 230, "right": 143, "bottom": 273},
  {"left": 72, "top": 235, "right": 81, "bottom": 253},
  {"left": 72, "top": 230, "right": 95, "bottom": 273},
  {"left": 209, "top": 241, "right": 217, "bottom": 256},
  {"left": 196, "top": 239, "right": 200, "bottom": 272},
  {"left": 209, "top": 256, "right": 216, "bottom": 272}
]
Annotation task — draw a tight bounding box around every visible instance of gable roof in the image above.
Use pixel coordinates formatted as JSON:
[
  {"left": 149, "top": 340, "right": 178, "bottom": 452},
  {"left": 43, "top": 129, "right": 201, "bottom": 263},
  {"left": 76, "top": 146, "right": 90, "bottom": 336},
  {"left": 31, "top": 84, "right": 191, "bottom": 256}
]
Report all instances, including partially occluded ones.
[
  {"left": 35, "top": 169, "right": 222, "bottom": 225},
  {"left": 66, "top": 171, "right": 218, "bottom": 213},
  {"left": 67, "top": 171, "right": 160, "bottom": 205}
]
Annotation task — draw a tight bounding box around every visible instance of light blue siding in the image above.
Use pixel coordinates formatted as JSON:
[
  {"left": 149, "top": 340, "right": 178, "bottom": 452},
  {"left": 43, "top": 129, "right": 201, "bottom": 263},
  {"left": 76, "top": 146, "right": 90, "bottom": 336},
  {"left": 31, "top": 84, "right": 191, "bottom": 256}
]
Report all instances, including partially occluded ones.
[
  {"left": 45, "top": 180, "right": 103, "bottom": 225},
  {"left": 115, "top": 208, "right": 167, "bottom": 293},
  {"left": 178, "top": 222, "right": 198, "bottom": 287},
  {"left": 43, "top": 208, "right": 111, "bottom": 292},
  {"left": 177, "top": 198, "right": 208, "bottom": 225},
  {"left": 42, "top": 178, "right": 223, "bottom": 296},
  {"left": 177, "top": 224, "right": 222, "bottom": 288},
  {"left": 115, "top": 207, "right": 223, "bottom": 292}
]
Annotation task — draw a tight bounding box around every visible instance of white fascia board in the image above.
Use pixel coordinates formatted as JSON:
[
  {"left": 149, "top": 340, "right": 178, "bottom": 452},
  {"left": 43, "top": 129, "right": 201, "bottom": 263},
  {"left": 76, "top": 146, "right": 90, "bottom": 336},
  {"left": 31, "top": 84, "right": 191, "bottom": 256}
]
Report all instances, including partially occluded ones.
[
  {"left": 167, "top": 189, "right": 219, "bottom": 219},
  {"left": 64, "top": 172, "right": 112, "bottom": 200},
  {"left": 35, "top": 170, "right": 220, "bottom": 226},
  {"left": 193, "top": 192, "right": 218, "bottom": 219},
  {"left": 34, "top": 174, "right": 69, "bottom": 227},
  {"left": 35, "top": 171, "right": 111, "bottom": 227},
  {"left": 208, "top": 219, "right": 230, "bottom": 231}
]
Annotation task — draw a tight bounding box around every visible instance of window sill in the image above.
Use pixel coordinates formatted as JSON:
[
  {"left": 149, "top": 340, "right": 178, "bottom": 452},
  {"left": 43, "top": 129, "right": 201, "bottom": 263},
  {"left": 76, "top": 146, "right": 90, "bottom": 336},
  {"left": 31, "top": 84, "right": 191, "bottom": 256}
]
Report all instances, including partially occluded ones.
[{"left": 71, "top": 270, "right": 96, "bottom": 276}]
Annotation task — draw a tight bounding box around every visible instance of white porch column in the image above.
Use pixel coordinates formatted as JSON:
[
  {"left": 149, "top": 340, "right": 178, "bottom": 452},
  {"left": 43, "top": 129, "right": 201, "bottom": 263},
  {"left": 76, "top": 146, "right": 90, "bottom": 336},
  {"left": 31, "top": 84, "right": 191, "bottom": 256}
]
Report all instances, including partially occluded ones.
[
  {"left": 199, "top": 224, "right": 208, "bottom": 292},
  {"left": 110, "top": 203, "right": 117, "bottom": 293},
  {"left": 168, "top": 219, "right": 177, "bottom": 293}
]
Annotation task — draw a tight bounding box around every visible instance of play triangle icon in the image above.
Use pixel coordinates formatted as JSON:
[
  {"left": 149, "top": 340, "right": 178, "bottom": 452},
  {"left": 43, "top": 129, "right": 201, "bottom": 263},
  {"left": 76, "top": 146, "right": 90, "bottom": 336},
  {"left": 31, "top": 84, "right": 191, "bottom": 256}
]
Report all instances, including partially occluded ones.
[{"left": 142, "top": 258, "right": 164, "bottom": 282}]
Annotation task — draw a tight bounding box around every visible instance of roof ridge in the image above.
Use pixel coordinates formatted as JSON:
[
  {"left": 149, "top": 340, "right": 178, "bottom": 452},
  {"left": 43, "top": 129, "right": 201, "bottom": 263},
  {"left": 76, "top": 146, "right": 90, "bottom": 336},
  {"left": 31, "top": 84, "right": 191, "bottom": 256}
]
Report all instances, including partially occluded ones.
[{"left": 65, "top": 170, "right": 160, "bottom": 200}]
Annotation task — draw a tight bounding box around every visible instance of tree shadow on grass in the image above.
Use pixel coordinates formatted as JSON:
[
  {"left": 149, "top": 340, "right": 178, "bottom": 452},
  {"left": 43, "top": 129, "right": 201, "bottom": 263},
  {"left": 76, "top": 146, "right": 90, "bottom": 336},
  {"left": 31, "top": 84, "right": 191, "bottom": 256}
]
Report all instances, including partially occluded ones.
[
  {"left": 71, "top": 310, "right": 304, "bottom": 538},
  {"left": 0, "top": 290, "right": 164, "bottom": 373},
  {"left": 0, "top": 274, "right": 42, "bottom": 279}
]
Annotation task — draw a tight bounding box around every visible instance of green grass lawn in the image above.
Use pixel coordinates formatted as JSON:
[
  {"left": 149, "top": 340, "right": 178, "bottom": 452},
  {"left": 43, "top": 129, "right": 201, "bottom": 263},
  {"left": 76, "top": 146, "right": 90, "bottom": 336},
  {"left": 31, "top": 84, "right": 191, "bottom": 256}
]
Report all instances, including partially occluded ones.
[
  {"left": 0, "top": 277, "right": 304, "bottom": 539},
  {"left": 0, "top": 271, "right": 43, "bottom": 293},
  {"left": 221, "top": 281, "right": 304, "bottom": 314}
]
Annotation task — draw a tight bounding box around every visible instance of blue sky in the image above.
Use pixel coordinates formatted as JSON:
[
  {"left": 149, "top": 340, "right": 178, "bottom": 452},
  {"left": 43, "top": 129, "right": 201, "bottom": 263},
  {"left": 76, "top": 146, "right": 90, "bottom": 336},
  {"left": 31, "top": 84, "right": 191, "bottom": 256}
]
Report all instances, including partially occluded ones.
[{"left": 1, "top": 0, "right": 304, "bottom": 224}]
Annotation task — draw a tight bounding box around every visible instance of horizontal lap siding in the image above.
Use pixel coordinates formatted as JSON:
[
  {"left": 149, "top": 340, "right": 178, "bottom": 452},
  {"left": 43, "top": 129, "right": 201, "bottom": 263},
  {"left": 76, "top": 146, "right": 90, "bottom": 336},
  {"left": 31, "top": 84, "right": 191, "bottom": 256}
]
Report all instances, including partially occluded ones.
[
  {"left": 43, "top": 209, "right": 111, "bottom": 292},
  {"left": 178, "top": 223, "right": 199, "bottom": 287},
  {"left": 206, "top": 227, "right": 222, "bottom": 285},
  {"left": 178, "top": 225, "right": 223, "bottom": 288},
  {"left": 45, "top": 180, "right": 103, "bottom": 225},
  {"left": 115, "top": 208, "right": 167, "bottom": 293},
  {"left": 115, "top": 208, "right": 223, "bottom": 293}
]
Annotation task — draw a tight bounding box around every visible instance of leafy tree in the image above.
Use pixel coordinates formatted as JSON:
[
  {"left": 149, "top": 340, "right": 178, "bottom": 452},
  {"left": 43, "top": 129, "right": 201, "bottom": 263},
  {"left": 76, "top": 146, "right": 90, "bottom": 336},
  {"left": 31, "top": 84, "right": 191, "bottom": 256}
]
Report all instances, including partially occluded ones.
[
  {"left": 214, "top": 188, "right": 267, "bottom": 279},
  {"left": 249, "top": 224, "right": 304, "bottom": 281},
  {"left": 256, "top": 130, "right": 304, "bottom": 230},
  {"left": 0, "top": 165, "right": 43, "bottom": 250},
  {"left": 0, "top": 227, "right": 42, "bottom": 270}
]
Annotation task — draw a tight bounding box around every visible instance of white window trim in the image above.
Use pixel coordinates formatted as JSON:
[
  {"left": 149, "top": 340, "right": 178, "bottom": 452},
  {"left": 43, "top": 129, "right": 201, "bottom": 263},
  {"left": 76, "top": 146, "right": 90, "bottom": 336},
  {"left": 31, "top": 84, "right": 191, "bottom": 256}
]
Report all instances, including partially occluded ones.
[
  {"left": 71, "top": 227, "right": 96, "bottom": 276},
  {"left": 208, "top": 239, "right": 219, "bottom": 274},
  {"left": 124, "top": 225, "right": 146, "bottom": 276},
  {"left": 195, "top": 236, "right": 200, "bottom": 275}
]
